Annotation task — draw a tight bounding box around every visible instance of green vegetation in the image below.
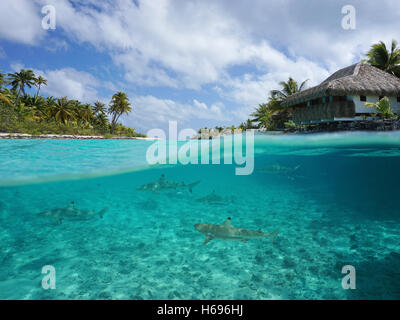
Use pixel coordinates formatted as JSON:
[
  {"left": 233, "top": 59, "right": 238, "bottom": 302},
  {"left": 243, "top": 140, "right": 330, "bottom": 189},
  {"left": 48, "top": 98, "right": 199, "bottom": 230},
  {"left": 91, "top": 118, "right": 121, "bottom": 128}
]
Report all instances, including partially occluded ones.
[
  {"left": 364, "top": 97, "right": 396, "bottom": 119},
  {"left": 238, "top": 119, "right": 257, "bottom": 131},
  {"left": 248, "top": 77, "right": 309, "bottom": 130},
  {"left": 8, "top": 69, "right": 36, "bottom": 104},
  {"left": 284, "top": 120, "right": 296, "bottom": 130},
  {"left": 365, "top": 39, "right": 400, "bottom": 77},
  {"left": 0, "top": 68, "right": 145, "bottom": 137},
  {"left": 108, "top": 92, "right": 132, "bottom": 134}
]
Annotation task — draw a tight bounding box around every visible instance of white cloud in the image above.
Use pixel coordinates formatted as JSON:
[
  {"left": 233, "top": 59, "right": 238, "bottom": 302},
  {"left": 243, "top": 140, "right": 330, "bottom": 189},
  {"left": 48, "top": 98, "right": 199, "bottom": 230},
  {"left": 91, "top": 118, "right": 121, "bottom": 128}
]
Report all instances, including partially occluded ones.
[
  {"left": 9, "top": 63, "right": 110, "bottom": 106},
  {"left": 10, "top": 63, "right": 25, "bottom": 72},
  {"left": 216, "top": 53, "right": 331, "bottom": 107},
  {"left": 0, "top": 0, "right": 44, "bottom": 45},
  {"left": 29, "top": 0, "right": 400, "bottom": 112},
  {"left": 32, "top": 0, "right": 336, "bottom": 92},
  {"left": 44, "top": 38, "right": 69, "bottom": 52},
  {"left": 206, "top": 0, "right": 400, "bottom": 68},
  {"left": 4, "top": 0, "right": 400, "bottom": 88},
  {"left": 121, "top": 95, "right": 233, "bottom": 132},
  {"left": 31, "top": 0, "right": 242, "bottom": 88},
  {"left": 113, "top": 51, "right": 179, "bottom": 88},
  {"left": 33, "top": 67, "right": 104, "bottom": 103}
]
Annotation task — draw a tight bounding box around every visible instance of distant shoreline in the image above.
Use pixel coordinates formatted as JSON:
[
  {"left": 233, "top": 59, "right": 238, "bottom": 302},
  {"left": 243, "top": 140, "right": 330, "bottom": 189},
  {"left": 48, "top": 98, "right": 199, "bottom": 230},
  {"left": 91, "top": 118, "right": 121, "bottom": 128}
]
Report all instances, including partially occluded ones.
[{"left": 0, "top": 133, "right": 157, "bottom": 140}]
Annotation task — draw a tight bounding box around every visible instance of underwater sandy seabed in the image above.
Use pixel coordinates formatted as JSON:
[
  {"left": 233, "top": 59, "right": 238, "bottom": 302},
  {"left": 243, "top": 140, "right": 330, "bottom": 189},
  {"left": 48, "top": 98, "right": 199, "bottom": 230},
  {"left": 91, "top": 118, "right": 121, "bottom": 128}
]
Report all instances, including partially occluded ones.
[{"left": 0, "top": 144, "right": 400, "bottom": 300}]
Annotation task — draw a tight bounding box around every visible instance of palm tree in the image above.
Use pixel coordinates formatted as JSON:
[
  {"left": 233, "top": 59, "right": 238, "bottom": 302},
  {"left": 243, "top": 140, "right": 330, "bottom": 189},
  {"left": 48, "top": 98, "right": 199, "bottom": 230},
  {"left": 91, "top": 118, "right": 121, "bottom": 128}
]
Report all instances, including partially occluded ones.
[
  {"left": 365, "top": 39, "right": 400, "bottom": 77},
  {"left": 46, "top": 96, "right": 56, "bottom": 107},
  {"left": 243, "top": 119, "right": 254, "bottom": 130},
  {"left": 16, "top": 94, "right": 46, "bottom": 122},
  {"left": 271, "top": 77, "right": 309, "bottom": 101},
  {"left": 365, "top": 97, "right": 395, "bottom": 119},
  {"left": 78, "top": 104, "right": 94, "bottom": 127},
  {"left": 52, "top": 97, "right": 75, "bottom": 125},
  {"left": 250, "top": 103, "right": 276, "bottom": 129},
  {"left": 24, "top": 95, "right": 48, "bottom": 121},
  {"left": 7, "top": 69, "right": 36, "bottom": 104},
  {"left": 35, "top": 76, "right": 48, "bottom": 96},
  {"left": 34, "top": 96, "right": 56, "bottom": 120},
  {"left": 251, "top": 77, "right": 308, "bottom": 130},
  {"left": 250, "top": 103, "right": 269, "bottom": 121},
  {"left": 108, "top": 92, "right": 132, "bottom": 134},
  {"left": 94, "top": 112, "right": 110, "bottom": 132},
  {"left": 93, "top": 101, "right": 107, "bottom": 115},
  {"left": 238, "top": 122, "right": 247, "bottom": 131}
]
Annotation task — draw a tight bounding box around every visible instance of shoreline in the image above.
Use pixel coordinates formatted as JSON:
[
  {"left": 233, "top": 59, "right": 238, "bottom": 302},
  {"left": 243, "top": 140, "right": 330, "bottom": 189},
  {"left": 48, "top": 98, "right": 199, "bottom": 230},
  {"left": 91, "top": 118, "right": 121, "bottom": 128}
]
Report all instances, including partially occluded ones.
[
  {"left": 0, "top": 133, "right": 158, "bottom": 140},
  {"left": 286, "top": 119, "right": 400, "bottom": 134}
]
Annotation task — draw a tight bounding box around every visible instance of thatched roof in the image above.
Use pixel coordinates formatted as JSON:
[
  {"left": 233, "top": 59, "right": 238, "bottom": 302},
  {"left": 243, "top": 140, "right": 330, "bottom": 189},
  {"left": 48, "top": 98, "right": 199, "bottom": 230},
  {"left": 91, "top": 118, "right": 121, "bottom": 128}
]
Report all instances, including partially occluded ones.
[{"left": 282, "top": 62, "right": 400, "bottom": 107}]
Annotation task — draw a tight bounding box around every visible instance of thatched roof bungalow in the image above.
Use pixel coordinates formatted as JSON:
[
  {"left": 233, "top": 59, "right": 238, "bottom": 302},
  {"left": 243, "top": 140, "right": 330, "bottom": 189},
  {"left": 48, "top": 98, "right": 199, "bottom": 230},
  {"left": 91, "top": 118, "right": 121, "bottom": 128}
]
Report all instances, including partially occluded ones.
[{"left": 282, "top": 62, "right": 400, "bottom": 124}]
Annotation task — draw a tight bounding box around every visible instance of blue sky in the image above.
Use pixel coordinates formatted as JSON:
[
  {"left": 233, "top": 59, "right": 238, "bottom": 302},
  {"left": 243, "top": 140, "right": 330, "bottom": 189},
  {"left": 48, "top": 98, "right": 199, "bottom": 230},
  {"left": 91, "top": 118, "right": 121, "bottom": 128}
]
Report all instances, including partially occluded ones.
[{"left": 0, "top": 0, "right": 399, "bottom": 134}]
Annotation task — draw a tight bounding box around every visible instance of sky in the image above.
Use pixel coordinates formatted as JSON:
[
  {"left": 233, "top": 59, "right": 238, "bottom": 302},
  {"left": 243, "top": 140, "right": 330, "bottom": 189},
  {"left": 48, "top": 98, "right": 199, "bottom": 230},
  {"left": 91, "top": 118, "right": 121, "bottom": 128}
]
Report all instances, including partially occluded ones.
[{"left": 0, "top": 0, "right": 399, "bottom": 134}]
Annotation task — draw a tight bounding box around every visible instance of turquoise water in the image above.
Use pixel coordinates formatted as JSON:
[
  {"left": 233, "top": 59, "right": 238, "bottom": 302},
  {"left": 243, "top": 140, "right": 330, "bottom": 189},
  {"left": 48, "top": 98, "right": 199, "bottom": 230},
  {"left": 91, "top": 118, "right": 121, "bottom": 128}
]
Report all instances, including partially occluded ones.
[{"left": 0, "top": 132, "right": 399, "bottom": 300}]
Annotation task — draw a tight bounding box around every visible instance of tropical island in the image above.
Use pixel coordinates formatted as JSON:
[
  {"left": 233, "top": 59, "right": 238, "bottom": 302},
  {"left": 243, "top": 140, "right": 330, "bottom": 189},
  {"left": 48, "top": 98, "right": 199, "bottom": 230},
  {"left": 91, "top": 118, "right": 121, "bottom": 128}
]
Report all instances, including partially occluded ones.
[
  {"left": 2, "top": 40, "right": 400, "bottom": 139},
  {"left": 197, "top": 39, "right": 400, "bottom": 137},
  {"left": 0, "top": 69, "right": 146, "bottom": 139}
]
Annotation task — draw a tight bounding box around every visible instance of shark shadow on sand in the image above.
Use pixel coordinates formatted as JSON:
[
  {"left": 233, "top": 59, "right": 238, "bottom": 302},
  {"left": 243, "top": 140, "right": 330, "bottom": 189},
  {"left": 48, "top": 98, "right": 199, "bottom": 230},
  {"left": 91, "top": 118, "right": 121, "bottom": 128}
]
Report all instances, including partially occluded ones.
[
  {"left": 195, "top": 190, "right": 236, "bottom": 206},
  {"left": 195, "top": 217, "right": 279, "bottom": 245}
]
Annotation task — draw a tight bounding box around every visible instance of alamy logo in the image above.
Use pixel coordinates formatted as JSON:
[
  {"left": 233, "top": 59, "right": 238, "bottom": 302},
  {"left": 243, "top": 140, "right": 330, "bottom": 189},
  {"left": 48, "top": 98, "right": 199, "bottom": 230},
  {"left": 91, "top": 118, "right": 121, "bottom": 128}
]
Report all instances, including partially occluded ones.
[
  {"left": 341, "top": 5, "right": 356, "bottom": 30},
  {"left": 341, "top": 265, "right": 356, "bottom": 289},
  {"left": 146, "top": 121, "right": 254, "bottom": 175},
  {"left": 41, "top": 265, "right": 56, "bottom": 290},
  {"left": 41, "top": 5, "right": 56, "bottom": 30}
]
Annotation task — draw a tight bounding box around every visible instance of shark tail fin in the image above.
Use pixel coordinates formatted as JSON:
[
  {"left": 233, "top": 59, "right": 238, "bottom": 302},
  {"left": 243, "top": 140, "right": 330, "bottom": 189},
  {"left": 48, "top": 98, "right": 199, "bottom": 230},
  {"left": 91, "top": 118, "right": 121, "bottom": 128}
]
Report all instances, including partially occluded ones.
[
  {"left": 267, "top": 229, "right": 279, "bottom": 243},
  {"left": 203, "top": 236, "right": 213, "bottom": 245},
  {"left": 188, "top": 181, "right": 201, "bottom": 193},
  {"left": 98, "top": 207, "right": 109, "bottom": 219}
]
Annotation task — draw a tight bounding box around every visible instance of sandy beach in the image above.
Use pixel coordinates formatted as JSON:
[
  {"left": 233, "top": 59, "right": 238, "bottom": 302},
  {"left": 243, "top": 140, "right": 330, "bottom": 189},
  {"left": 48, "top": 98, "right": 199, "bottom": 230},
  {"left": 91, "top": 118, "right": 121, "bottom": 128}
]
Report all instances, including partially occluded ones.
[{"left": 0, "top": 133, "right": 157, "bottom": 140}]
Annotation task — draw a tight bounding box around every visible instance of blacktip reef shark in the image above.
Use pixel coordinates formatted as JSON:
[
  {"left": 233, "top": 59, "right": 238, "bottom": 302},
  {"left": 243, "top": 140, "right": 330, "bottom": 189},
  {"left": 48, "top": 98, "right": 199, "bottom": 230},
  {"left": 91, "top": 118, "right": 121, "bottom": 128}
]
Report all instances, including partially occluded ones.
[
  {"left": 136, "top": 174, "right": 200, "bottom": 193},
  {"left": 195, "top": 190, "right": 236, "bottom": 206},
  {"left": 37, "top": 202, "right": 108, "bottom": 224},
  {"left": 194, "top": 217, "right": 279, "bottom": 245},
  {"left": 257, "top": 163, "right": 302, "bottom": 180}
]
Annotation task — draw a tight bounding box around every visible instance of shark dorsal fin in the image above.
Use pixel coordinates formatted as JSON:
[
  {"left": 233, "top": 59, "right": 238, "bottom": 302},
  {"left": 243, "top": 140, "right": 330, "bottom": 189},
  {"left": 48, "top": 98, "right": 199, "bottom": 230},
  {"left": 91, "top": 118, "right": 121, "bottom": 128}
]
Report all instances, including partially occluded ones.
[{"left": 222, "top": 217, "right": 233, "bottom": 227}]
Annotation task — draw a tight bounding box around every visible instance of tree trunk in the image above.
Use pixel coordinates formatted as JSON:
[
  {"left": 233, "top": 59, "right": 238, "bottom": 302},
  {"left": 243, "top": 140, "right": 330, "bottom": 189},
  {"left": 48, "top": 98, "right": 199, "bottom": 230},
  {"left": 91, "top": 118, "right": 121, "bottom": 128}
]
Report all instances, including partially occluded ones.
[
  {"left": 15, "top": 88, "right": 22, "bottom": 106},
  {"left": 110, "top": 113, "right": 122, "bottom": 134}
]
